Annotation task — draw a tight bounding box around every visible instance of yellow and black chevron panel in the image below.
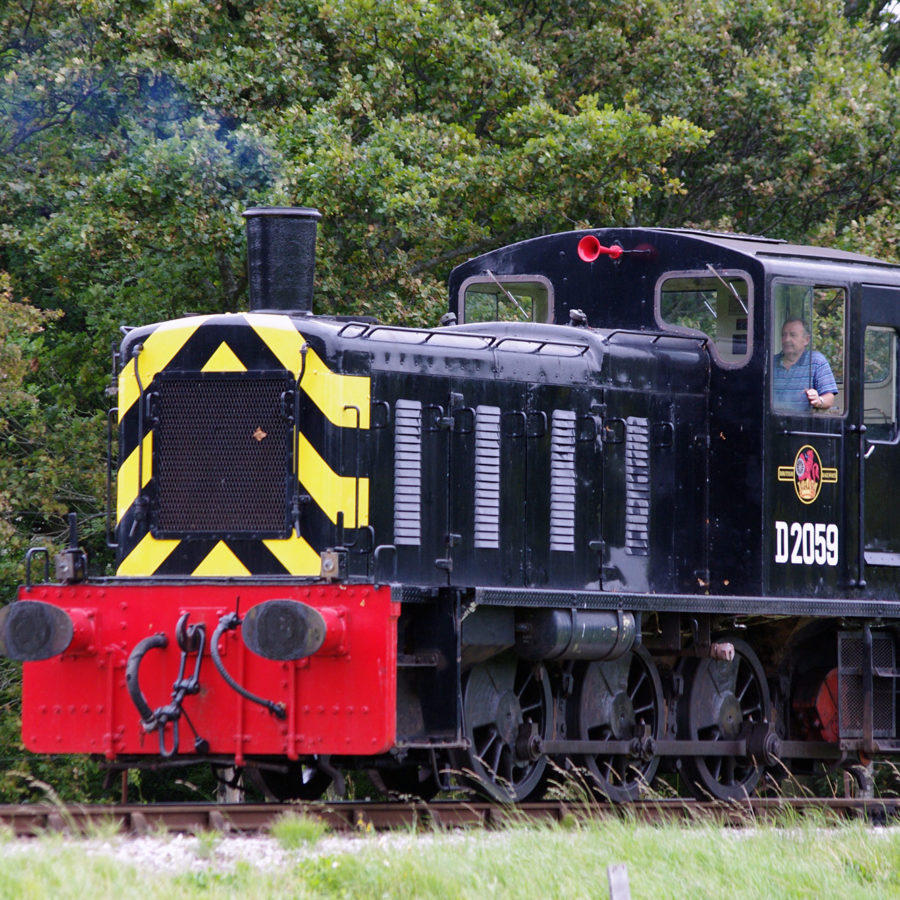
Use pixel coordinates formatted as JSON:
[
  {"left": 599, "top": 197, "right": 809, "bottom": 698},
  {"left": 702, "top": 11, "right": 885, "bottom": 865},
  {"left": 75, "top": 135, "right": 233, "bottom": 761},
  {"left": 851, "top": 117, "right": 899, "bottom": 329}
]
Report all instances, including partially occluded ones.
[{"left": 115, "top": 313, "right": 370, "bottom": 577}]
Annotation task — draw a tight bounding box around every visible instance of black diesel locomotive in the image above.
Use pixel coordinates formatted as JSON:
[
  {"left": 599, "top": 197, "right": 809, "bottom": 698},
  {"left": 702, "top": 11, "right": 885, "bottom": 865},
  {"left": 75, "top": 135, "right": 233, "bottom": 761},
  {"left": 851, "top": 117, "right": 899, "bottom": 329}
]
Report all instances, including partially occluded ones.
[{"left": 7, "top": 207, "right": 900, "bottom": 803}]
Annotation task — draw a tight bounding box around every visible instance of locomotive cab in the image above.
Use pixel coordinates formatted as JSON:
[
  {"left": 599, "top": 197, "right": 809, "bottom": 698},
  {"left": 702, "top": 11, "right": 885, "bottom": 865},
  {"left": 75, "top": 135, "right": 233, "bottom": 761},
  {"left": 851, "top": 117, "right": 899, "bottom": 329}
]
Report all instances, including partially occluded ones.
[{"left": 450, "top": 228, "right": 900, "bottom": 602}]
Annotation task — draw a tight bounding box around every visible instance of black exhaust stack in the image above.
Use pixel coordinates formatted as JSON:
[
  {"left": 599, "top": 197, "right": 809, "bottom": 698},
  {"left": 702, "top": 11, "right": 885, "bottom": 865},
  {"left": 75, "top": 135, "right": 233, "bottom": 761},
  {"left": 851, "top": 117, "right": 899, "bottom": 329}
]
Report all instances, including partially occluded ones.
[{"left": 243, "top": 206, "right": 322, "bottom": 313}]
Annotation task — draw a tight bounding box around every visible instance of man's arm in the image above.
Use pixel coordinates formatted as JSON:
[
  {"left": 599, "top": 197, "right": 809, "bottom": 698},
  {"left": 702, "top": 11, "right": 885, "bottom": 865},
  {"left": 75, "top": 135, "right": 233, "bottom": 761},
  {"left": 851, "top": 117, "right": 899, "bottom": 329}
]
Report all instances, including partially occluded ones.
[
  {"left": 806, "top": 388, "right": 835, "bottom": 410},
  {"left": 808, "top": 353, "right": 838, "bottom": 410}
]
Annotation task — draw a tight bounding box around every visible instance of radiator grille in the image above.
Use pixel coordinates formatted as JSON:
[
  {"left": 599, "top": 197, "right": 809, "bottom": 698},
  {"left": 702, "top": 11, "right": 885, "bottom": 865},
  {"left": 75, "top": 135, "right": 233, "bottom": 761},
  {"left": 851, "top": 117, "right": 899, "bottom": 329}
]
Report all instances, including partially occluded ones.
[
  {"left": 474, "top": 405, "right": 501, "bottom": 549},
  {"left": 838, "top": 631, "right": 896, "bottom": 739},
  {"left": 394, "top": 399, "right": 423, "bottom": 546},
  {"left": 624, "top": 416, "right": 650, "bottom": 556},
  {"left": 550, "top": 409, "right": 577, "bottom": 552},
  {"left": 154, "top": 373, "right": 292, "bottom": 535}
]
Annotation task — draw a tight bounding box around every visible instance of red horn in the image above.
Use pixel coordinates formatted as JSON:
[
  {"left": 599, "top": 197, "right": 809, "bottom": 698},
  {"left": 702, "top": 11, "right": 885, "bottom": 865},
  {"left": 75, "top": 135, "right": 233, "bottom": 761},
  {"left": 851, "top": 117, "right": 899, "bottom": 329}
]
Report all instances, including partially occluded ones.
[{"left": 577, "top": 235, "right": 623, "bottom": 262}]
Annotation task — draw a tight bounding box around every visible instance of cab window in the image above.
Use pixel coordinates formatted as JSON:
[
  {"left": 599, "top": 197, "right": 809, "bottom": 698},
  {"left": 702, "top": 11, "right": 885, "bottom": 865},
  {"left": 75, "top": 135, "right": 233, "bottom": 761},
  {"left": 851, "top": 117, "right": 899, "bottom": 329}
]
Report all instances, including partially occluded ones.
[
  {"left": 460, "top": 275, "right": 552, "bottom": 324},
  {"left": 657, "top": 270, "right": 752, "bottom": 366},
  {"left": 771, "top": 283, "right": 845, "bottom": 416},
  {"left": 864, "top": 326, "right": 898, "bottom": 441}
]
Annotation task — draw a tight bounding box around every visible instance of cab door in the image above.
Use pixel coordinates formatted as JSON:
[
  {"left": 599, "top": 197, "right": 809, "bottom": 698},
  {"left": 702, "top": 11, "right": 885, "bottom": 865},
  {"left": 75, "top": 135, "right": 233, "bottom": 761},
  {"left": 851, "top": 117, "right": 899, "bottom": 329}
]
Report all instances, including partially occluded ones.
[
  {"left": 768, "top": 282, "right": 846, "bottom": 597},
  {"left": 859, "top": 285, "right": 900, "bottom": 572}
]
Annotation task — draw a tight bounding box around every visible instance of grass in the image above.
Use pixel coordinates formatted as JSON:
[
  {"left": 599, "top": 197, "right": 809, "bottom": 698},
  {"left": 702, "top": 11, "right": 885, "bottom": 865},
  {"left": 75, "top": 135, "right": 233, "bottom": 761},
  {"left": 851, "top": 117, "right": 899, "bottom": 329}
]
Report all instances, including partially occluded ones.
[
  {"left": 269, "top": 811, "right": 328, "bottom": 849},
  {"left": 0, "top": 815, "right": 899, "bottom": 898}
]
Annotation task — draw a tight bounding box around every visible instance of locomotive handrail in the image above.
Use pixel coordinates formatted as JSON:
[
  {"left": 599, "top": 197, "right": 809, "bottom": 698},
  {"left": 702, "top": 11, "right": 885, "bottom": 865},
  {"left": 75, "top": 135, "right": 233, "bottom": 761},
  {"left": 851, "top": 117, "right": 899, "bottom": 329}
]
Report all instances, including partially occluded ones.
[
  {"left": 129, "top": 343, "right": 148, "bottom": 540},
  {"left": 352, "top": 323, "right": 493, "bottom": 349},
  {"left": 335, "top": 321, "right": 375, "bottom": 339},
  {"left": 502, "top": 410, "right": 527, "bottom": 438},
  {"left": 291, "top": 343, "right": 310, "bottom": 537},
  {"left": 371, "top": 399, "right": 391, "bottom": 428},
  {"left": 602, "top": 328, "right": 708, "bottom": 349},
  {"left": 491, "top": 336, "right": 588, "bottom": 356},
  {"left": 105, "top": 407, "right": 119, "bottom": 549},
  {"left": 855, "top": 423, "right": 868, "bottom": 588},
  {"left": 777, "top": 427, "right": 843, "bottom": 439},
  {"left": 372, "top": 544, "right": 397, "bottom": 584},
  {"left": 343, "top": 403, "right": 362, "bottom": 546},
  {"left": 337, "top": 321, "right": 592, "bottom": 357},
  {"left": 24, "top": 547, "right": 50, "bottom": 590}
]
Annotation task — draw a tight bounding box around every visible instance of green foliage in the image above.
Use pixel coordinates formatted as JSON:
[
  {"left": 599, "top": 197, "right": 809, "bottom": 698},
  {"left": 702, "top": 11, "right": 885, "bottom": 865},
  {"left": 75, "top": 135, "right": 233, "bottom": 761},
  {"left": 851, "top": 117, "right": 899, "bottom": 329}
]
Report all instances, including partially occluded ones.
[
  {"left": 270, "top": 811, "right": 327, "bottom": 849},
  {"left": 515, "top": 0, "right": 900, "bottom": 242},
  {"left": 0, "top": 274, "right": 111, "bottom": 799},
  {"left": 281, "top": 89, "right": 706, "bottom": 323},
  {"left": 1, "top": 0, "right": 899, "bottom": 801},
  {"left": 0, "top": 275, "right": 94, "bottom": 593}
]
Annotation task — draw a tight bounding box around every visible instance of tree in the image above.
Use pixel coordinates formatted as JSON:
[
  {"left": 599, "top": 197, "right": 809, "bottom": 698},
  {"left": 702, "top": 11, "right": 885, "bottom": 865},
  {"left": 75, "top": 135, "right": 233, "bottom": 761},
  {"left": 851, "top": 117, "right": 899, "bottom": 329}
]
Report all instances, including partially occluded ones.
[
  {"left": 0, "top": 0, "right": 898, "bottom": 799},
  {"left": 485, "top": 0, "right": 900, "bottom": 244}
]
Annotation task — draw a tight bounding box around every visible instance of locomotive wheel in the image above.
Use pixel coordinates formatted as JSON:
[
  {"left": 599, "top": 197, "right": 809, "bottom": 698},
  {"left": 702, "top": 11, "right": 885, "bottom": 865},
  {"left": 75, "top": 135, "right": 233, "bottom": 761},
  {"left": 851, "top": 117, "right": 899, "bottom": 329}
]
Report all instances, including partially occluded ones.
[
  {"left": 248, "top": 759, "right": 332, "bottom": 801},
  {"left": 677, "top": 637, "right": 771, "bottom": 801},
  {"left": 452, "top": 652, "right": 553, "bottom": 803},
  {"left": 572, "top": 645, "right": 664, "bottom": 803}
]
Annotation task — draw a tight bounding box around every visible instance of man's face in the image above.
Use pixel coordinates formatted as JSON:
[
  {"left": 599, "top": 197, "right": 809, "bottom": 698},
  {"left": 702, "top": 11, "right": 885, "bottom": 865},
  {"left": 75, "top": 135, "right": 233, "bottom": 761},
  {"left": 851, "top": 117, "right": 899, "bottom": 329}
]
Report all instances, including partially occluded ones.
[{"left": 781, "top": 321, "right": 810, "bottom": 363}]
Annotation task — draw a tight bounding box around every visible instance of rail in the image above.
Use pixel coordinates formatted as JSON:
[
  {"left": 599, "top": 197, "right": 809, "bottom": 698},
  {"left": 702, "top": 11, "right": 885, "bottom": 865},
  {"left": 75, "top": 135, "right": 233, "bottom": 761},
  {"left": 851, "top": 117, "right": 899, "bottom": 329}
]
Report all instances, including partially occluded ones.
[{"left": 0, "top": 797, "right": 897, "bottom": 837}]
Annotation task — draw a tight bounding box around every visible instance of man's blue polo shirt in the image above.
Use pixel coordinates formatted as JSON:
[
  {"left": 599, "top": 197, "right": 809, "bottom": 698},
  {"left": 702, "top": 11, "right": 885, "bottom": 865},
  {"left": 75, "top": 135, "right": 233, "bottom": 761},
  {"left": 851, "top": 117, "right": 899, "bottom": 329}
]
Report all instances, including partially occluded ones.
[{"left": 773, "top": 350, "right": 838, "bottom": 413}]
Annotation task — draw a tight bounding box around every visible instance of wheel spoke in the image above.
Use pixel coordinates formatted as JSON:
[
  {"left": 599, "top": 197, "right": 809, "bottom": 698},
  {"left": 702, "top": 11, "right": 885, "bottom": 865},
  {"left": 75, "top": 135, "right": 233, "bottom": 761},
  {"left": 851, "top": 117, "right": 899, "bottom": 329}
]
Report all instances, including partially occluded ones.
[
  {"left": 489, "top": 738, "right": 504, "bottom": 775},
  {"left": 629, "top": 669, "right": 648, "bottom": 701},
  {"left": 515, "top": 668, "right": 535, "bottom": 702},
  {"left": 475, "top": 727, "right": 499, "bottom": 761},
  {"left": 736, "top": 669, "right": 755, "bottom": 703}
]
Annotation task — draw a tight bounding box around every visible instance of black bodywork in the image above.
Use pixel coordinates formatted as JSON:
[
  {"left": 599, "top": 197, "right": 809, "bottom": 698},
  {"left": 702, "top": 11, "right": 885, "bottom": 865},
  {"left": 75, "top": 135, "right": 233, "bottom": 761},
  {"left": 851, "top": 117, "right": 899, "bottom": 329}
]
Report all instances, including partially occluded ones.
[{"left": 448, "top": 228, "right": 900, "bottom": 603}]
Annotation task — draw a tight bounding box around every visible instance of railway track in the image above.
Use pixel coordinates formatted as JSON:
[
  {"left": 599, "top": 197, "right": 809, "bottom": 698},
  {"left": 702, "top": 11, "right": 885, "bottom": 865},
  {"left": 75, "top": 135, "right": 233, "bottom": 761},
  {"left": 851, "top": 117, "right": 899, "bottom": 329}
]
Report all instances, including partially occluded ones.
[{"left": 1, "top": 796, "right": 899, "bottom": 837}]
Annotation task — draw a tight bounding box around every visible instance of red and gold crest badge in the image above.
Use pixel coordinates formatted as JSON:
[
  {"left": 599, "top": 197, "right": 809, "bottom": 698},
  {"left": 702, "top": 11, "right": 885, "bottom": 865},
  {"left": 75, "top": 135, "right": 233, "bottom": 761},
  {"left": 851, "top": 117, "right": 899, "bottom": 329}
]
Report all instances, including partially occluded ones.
[
  {"left": 777, "top": 444, "right": 838, "bottom": 504},
  {"left": 794, "top": 446, "right": 822, "bottom": 503}
]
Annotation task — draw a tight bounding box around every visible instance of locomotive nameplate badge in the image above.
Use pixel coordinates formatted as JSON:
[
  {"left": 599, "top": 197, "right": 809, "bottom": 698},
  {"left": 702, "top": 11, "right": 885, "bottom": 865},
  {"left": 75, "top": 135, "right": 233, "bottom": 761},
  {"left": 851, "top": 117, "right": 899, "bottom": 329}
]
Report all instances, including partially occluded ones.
[
  {"left": 776, "top": 445, "right": 838, "bottom": 505},
  {"left": 775, "top": 445, "right": 840, "bottom": 566}
]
